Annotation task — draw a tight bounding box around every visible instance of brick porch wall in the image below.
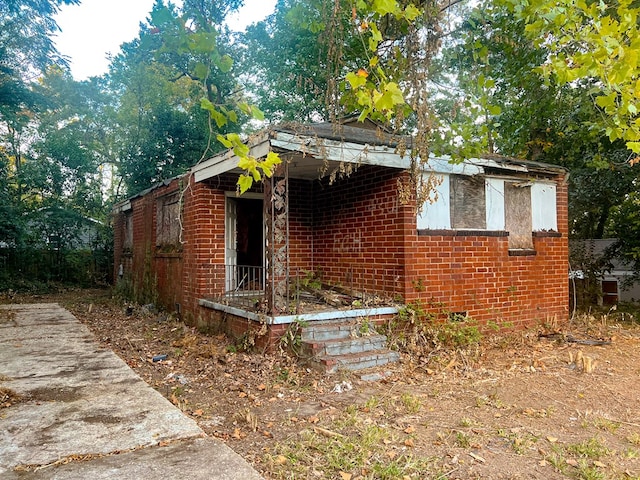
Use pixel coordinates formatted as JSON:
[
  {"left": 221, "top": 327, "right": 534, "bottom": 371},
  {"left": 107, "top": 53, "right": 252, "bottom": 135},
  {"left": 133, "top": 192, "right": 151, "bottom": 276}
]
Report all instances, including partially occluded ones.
[{"left": 312, "top": 166, "right": 406, "bottom": 298}]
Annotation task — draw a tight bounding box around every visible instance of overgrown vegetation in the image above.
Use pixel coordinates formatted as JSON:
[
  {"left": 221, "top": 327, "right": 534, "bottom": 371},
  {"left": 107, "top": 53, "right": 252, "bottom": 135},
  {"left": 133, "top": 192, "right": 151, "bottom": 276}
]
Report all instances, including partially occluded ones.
[{"left": 387, "top": 300, "right": 483, "bottom": 353}]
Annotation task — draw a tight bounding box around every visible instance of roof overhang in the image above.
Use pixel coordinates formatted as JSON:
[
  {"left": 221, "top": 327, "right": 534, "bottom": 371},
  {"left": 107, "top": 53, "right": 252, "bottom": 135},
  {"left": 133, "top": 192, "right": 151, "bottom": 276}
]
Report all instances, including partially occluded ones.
[{"left": 191, "top": 125, "right": 567, "bottom": 184}]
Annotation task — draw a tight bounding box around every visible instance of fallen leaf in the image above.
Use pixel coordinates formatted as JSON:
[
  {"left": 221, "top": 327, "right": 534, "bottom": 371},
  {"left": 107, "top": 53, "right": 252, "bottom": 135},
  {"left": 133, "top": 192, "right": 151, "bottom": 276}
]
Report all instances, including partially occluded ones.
[
  {"left": 308, "top": 415, "right": 320, "bottom": 424},
  {"left": 593, "top": 461, "right": 606, "bottom": 468},
  {"left": 339, "top": 472, "right": 352, "bottom": 480},
  {"left": 274, "top": 455, "right": 287, "bottom": 465},
  {"left": 192, "top": 409, "right": 203, "bottom": 416},
  {"left": 404, "top": 425, "right": 416, "bottom": 434},
  {"left": 404, "top": 438, "right": 415, "bottom": 447},
  {"left": 257, "top": 384, "right": 266, "bottom": 391},
  {"left": 238, "top": 392, "right": 247, "bottom": 398},
  {"left": 547, "top": 436, "right": 558, "bottom": 443}
]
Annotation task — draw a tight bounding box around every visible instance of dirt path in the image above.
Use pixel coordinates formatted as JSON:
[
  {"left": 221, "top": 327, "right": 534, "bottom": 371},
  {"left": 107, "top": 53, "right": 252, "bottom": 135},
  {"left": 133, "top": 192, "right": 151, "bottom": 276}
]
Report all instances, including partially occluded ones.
[{"left": 4, "top": 289, "right": 640, "bottom": 479}]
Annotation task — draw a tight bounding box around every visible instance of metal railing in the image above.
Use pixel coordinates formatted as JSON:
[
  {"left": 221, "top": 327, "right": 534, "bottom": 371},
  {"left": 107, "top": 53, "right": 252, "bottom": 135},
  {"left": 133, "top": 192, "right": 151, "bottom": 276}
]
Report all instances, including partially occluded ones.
[{"left": 210, "top": 264, "right": 266, "bottom": 309}]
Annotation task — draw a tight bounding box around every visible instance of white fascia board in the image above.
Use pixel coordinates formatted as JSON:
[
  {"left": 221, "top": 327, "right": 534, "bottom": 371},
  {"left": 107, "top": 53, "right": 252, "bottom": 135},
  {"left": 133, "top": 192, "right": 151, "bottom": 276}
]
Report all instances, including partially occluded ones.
[
  {"left": 271, "top": 131, "right": 411, "bottom": 169},
  {"left": 427, "top": 156, "right": 484, "bottom": 175},
  {"left": 113, "top": 200, "right": 131, "bottom": 213},
  {"left": 192, "top": 137, "right": 271, "bottom": 182},
  {"left": 426, "top": 155, "right": 529, "bottom": 175}
]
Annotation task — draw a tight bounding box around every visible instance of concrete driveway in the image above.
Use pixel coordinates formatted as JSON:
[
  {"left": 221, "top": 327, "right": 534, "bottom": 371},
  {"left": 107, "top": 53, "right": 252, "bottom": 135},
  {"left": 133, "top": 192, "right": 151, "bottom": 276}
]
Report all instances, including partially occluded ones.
[{"left": 0, "top": 303, "right": 263, "bottom": 479}]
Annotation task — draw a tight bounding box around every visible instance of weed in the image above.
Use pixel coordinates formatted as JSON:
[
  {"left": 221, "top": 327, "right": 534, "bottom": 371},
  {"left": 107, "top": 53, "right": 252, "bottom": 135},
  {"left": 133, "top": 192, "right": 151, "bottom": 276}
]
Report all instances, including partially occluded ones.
[
  {"left": 455, "top": 431, "right": 471, "bottom": 448},
  {"left": 364, "top": 396, "right": 380, "bottom": 410},
  {"left": 278, "top": 318, "right": 308, "bottom": 356},
  {"left": 575, "top": 459, "right": 605, "bottom": 480},
  {"left": 623, "top": 448, "right": 639, "bottom": 459},
  {"left": 400, "top": 393, "right": 422, "bottom": 413},
  {"left": 593, "top": 416, "right": 620, "bottom": 433},
  {"left": 627, "top": 432, "right": 640, "bottom": 447},
  {"left": 546, "top": 448, "right": 568, "bottom": 474},
  {"left": 437, "top": 320, "right": 482, "bottom": 348},
  {"left": 498, "top": 429, "right": 539, "bottom": 455},
  {"left": 459, "top": 417, "right": 474, "bottom": 428},
  {"left": 412, "top": 278, "right": 426, "bottom": 292},
  {"left": 566, "top": 437, "right": 610, "bottom": 459},
  {"left": 358, "top": 317, "right": 374, "bottom": 336},
  {"left": 266, "top": 402, "right": 443, "bottom": 479},
  {"left": 171, "top": 385, "right": 185, "bottom": 397}
]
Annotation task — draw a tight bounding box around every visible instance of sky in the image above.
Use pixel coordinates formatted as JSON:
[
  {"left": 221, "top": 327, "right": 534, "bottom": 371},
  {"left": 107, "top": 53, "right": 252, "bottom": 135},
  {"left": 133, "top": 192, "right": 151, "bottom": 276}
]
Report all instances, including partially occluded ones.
[{"left": 54, "top": 0, "right": 277, "bottom": 80}]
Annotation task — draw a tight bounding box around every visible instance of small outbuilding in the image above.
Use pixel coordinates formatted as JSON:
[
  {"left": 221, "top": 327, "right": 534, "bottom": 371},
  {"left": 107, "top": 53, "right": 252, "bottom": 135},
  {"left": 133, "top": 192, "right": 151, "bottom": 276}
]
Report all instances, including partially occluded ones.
[
  {"left": 113, "top": 120, "right": 568, "bottom": 354},
  {"left": 570, "top": 238, "right": 640, "bottom": 306}
]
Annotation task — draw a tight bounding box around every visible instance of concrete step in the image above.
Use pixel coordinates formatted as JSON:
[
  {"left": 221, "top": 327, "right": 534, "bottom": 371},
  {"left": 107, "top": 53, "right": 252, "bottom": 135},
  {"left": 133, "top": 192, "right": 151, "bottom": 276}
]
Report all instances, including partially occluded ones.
[
  {"left": 300, "top": 320, "right": 365, "bottom": 342},
  {"left": 300, "top": 318, "right": 400, "bottom": 373},
  {"left": 303, "top": 334, "right": 388, "bottom": 357},
  {"left": 316, "top": 350, "right": 401, "bottom": 374}
]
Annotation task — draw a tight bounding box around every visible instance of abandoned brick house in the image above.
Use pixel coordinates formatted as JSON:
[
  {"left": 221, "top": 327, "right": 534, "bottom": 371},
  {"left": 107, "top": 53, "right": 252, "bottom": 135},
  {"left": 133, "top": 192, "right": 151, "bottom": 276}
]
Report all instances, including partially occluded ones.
[{"left": 113, "top": 121, "right": 568, "bottom": 366}]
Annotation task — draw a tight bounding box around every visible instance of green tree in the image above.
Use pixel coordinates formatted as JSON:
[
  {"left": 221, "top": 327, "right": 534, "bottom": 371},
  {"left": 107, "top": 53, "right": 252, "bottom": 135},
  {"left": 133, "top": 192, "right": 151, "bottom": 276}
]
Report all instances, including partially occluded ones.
[
  {"left": 0, "top": 0, "right": 79, "bottom": 247},
  {"left": 501, "top": 0, "right": 640, "bottom": 153},
  {"left": 240, "top": 0, "right": 367, "bottom": 122}
]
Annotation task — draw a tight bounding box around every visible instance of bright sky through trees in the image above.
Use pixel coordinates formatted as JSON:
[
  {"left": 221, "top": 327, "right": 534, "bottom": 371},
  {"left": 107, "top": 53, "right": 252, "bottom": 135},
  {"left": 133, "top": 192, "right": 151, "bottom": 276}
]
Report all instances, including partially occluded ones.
[{"left": 54, "top": 0, "right": 276, "bottom": 79}]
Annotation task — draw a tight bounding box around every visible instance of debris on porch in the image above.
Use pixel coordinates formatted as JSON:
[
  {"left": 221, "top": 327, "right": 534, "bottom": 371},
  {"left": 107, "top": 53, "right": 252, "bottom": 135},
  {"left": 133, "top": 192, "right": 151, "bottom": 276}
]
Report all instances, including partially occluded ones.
[{"left": 213, "top": 268, "right": 399, "bottom": 316}]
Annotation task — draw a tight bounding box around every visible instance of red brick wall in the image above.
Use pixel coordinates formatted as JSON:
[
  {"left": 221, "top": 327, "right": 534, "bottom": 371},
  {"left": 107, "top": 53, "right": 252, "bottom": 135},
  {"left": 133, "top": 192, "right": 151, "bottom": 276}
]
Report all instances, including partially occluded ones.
[
  {"left": 312, "top": 166, "right": 406, "bottom": 298},
  {"left": 288, "top": 178, "right": 314, "bottom": 272},
  {"left": 403, "top": 174, "right": 569, "bottom": 328}
]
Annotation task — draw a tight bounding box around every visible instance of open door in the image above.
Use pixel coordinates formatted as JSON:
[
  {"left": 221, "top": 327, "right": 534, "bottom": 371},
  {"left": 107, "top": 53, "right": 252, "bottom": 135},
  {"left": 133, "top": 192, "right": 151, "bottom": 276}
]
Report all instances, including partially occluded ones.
[{"left": 225, "top": 195, "right": 264, "bottom": 293}]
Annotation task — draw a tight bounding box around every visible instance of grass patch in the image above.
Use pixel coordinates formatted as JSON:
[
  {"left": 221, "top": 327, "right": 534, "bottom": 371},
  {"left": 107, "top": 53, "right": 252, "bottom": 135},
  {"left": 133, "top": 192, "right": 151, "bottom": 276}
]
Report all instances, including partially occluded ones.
[
  {"left": 566, "top": 437, "right": 610, "bottom": 459},
  {"left": 592, "top": 416, "right": 621, "bottom": 433},
  {"left": 265, "top": 404, "right": 443, "bottom": 479},
  {"left": 400, "top": 393, "right": 422, "bottom": 414}
]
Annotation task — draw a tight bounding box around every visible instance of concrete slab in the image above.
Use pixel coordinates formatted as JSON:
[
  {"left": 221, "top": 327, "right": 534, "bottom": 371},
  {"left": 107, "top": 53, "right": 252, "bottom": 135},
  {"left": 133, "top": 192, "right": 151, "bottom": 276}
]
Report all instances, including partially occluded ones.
[{"left": 0, "top": 304, "right": 262, "bottom": 479}]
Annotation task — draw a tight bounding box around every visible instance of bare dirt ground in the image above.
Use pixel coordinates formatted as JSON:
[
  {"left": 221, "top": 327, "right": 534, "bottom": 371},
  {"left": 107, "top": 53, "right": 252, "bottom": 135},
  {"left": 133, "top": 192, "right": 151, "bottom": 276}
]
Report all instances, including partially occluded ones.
[{"left": 3, "top": 288, "right": 640, "bottom": 479}]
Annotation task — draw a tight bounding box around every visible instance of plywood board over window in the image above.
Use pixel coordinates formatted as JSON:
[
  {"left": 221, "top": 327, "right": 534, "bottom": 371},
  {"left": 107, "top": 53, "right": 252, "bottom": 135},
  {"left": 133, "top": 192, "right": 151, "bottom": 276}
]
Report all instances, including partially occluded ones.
[
  {"left": 505, "top": 182, "right": 533, "bottom": 249},
  {"left": 156, "top": 192, "right": 182, "bottom": 247},
  {"left": 417, "top": 173, "right": 450, "bottom": 229},
  {"left": 123, "top": 213, "right": 133, "bottom": 250},
  {"left": 451, "top": 175, "right": 486, "bottom": 229}
]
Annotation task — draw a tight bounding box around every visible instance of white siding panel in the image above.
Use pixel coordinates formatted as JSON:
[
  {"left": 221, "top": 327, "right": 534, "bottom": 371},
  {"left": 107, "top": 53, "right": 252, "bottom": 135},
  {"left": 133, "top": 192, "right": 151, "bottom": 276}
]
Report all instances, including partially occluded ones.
[
  {"left": 531, "top": 182, "right": 557, "bottom": 231},
  {"left": 417, "top": 174, "right": 451, "bottom": 229},
  {"left": 485, "top": 178, "right": 505, "bottom": 230}
]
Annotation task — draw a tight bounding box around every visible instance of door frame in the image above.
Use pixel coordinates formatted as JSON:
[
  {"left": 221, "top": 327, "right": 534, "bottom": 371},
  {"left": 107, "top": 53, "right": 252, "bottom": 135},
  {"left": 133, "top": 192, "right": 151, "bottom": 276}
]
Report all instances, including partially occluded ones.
[{"left": 224, "top": 192, "right": 265, "bottom": 293}]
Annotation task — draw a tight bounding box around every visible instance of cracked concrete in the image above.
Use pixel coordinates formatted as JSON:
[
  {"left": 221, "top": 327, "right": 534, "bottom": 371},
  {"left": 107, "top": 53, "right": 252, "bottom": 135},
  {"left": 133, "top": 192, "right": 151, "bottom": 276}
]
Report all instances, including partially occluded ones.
[{"left": 0, "top": 303, "right": 262, "bottom": 479}]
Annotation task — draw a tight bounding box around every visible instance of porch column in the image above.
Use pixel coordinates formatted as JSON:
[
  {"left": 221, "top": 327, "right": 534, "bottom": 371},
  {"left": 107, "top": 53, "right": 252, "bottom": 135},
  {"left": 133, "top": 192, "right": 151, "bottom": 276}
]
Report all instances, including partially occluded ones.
[{"left": 265, "top": 162, "right": 290, "bottom": 314}]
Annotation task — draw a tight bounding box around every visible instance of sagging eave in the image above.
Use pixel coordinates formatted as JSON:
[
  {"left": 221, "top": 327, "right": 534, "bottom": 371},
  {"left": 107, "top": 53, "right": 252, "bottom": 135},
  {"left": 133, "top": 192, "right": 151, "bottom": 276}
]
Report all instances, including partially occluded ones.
[{"left": 191, "top": 126, "right": 567, "bottom": 184}]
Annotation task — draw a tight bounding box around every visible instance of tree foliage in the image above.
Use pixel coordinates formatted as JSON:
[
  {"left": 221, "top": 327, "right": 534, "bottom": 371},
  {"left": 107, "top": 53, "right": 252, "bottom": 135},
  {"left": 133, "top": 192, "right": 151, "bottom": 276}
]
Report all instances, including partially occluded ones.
[
  {"left": 4, "top": 0, "right": 640, "bottom": 285},
  {"left": 501, "top": 0, "right": 640, "bottom": 154}
]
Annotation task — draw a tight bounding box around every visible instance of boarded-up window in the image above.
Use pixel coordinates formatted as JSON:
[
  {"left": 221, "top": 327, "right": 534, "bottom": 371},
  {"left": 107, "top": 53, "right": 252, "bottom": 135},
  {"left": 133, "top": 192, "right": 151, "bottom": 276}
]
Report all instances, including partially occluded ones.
[
  {"left": 123, "top": 213, "right": 133, "bottom": 250},
  {"left": 485, "top": 178, "right": 505, "bottom": 230},
  {"left": 505, "top": 182, "right": 533, "bottom": 249},
  {"left": 450, "top": 175, "right": 486, "bottom": 229},
  {"left": 531, "top": 183, "right": 557, "bottom": 231},
  {"left": 156, "top": 192, "right": 181, "bottom": 246},
  {"left": 417, "top": 173, "right": 451, "bottom": 229}
]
